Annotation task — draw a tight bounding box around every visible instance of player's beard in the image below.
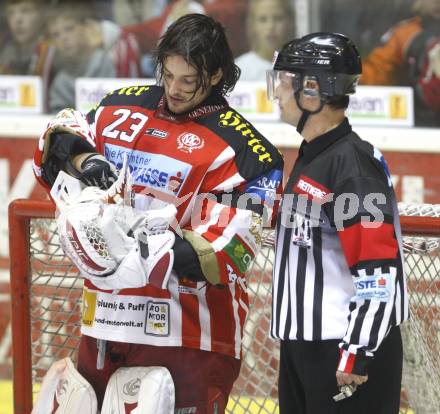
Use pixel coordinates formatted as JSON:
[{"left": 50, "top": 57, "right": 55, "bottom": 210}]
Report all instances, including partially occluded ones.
[{"left": 166, "top": 94, "right": 189, "bottom": 114}]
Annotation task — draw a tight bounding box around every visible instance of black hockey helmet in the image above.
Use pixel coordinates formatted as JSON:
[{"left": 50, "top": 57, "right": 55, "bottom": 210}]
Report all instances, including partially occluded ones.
[{"left": 267, "top": 32, "right": 362, "bottom": 100}]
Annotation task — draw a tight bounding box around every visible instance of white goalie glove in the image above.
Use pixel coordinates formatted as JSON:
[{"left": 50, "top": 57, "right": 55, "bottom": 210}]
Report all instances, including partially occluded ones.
[{"left": 53, "top": 156, "right": 178, "bottom": 290}]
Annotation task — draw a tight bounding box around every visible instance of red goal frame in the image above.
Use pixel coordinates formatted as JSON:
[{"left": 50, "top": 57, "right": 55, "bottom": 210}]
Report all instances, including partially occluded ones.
[{"left": 9, "top": 199, "right": 55, "bottom": 414}]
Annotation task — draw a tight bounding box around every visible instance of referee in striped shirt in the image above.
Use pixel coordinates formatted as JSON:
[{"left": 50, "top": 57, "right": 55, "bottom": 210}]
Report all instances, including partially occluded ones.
[{"left": 267, "top": 32, "right": 409, "bottom": 414}]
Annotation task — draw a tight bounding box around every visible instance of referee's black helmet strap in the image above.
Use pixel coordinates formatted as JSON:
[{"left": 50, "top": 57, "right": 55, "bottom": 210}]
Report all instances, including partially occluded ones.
[{"left": 294, "top": 90, "right": 325, "bottom": 134}]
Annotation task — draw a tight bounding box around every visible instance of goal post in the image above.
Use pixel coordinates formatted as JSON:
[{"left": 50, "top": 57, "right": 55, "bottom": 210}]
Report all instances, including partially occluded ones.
[
  {"left": 8, "top": 199, "right": 55, "bottom": 414},
  {"left": 8, "top": 198, "right": 440, "bottom": 414}
]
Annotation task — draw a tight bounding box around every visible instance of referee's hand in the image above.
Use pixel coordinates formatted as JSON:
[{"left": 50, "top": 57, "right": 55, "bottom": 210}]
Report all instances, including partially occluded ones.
[{"left": 336, "top": 370, "right": 368, "bottom": 387}]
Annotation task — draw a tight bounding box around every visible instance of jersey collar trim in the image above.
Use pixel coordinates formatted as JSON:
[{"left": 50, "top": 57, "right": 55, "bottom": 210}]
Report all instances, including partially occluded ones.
[
  {"left": 300, "top": 117, "right": 352, "bottom": 163},
  {"left": 156, "top": 94, "right": 228, "bottom": 123}
]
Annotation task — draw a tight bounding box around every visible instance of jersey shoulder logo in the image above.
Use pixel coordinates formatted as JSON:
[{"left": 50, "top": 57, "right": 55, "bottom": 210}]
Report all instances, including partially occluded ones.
[{"left": 177, "top": 132, "right": 205, "bottom": 153}]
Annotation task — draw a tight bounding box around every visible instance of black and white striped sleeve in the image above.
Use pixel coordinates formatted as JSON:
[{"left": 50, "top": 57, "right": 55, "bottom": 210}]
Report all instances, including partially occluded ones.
[{"left": 330, "top": 175, "right": 407, "bottom": 375}]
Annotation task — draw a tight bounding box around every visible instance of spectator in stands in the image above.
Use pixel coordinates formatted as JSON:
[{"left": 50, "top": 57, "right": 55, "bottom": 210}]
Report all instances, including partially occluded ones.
[
  {"left": 319, "top": 0, "right": 414, "bottom": 56},
  {"left": 86, "top": 16, "right": 141, "bottom": 78},
  {"left": 203, "top": 0, "right": 249, "bottom": 57},
  {"left": 53, "top": 0, "right": 114, "bottom": 20},
  {"left": 112, "top": 0, "right": 168, "bottom": 26},
  {"left": 124, "top": 0, "right": 249, "bottom": 76},
  {"left": 88, "top": 0, "right": 114, "bottom": 21},
  {"left": 361, "top": 0, "right": 440, "bottom": 126},
  {"left": 49, "top": 0, "right": 141, "bottom": 78},
  {"left": 235, "top": 0, "right": 294, "bottom": 81},
  {"left": 48, "top": 4, "right": 116, "bottom": 113},
  {"left": 123, "top": 0, "right": 206, "bottom": 76},
  {"left": 0, "top": 0, "right": 54, "bottom": 77}
]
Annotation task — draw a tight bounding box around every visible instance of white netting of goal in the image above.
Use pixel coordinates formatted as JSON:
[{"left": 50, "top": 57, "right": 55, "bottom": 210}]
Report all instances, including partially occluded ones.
[
  {"left": 23, "top": 203, "right": 440, "bottom": 414},
  {"left": 397, "top": 204, "right": 440, "bottom": 414}
]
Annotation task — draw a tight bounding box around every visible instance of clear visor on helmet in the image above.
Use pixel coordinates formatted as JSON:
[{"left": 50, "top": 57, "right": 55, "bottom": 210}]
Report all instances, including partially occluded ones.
[
  {"left": 266, "top": 70, "right": 324, "bottom": 101},
  {"left": 266, "top": 70, "right": 301, "bottom": 101}
]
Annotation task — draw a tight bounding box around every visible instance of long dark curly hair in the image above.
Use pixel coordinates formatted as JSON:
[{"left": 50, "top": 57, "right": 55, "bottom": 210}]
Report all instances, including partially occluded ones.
[{"left": 155, "top": 13, "right": 241, "bottom": 96}]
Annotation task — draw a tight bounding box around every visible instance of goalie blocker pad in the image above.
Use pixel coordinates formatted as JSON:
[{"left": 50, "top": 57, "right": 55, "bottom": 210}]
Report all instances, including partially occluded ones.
[
  {"left": 32, "top": 357, "right": 97, "bottom": 414},
  {"left": 101, "top": 366, "right": 175, "bottom": 414},
  {"left": 42, "top": 131, "right": 96, "bottom": 186},
  {"left": 41, "top": 132, "right": 96, "bottom": 187}
]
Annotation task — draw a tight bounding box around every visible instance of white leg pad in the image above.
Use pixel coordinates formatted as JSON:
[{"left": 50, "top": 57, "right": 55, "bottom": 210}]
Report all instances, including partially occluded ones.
[
  {"left": 136, "top": 367, "right": 175, "bottom": 414},
  {"left": 32, "top": 357, "right": 97, "bottom": 414},
  {"left": 101, "top": 366, "right": 175, "bottom": 414}
]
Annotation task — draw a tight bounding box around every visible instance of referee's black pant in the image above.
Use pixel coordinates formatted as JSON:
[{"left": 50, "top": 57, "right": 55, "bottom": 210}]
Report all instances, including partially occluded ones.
[{"left": 278, "top": 327, "right": 402, "bottom": 414}]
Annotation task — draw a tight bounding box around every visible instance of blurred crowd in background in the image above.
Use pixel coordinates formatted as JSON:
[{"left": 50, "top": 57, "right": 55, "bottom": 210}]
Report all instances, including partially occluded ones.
[{"left": 0, "top": 0, "right": 439, "bottom": 126}]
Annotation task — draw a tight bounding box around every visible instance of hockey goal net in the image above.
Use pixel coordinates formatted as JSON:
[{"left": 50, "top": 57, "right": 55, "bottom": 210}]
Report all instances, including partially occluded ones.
[{"left": 8, "top": 199, "right": 440, "bottom": 414}]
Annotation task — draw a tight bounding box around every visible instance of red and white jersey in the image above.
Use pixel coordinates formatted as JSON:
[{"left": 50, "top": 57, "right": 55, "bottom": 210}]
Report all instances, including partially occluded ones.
[{"left": 34, "top": 85, "right": 283, "bottom": 359}]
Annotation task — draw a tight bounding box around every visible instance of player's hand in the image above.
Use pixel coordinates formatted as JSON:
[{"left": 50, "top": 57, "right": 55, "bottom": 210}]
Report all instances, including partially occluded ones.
[
  {"left": 79, "top": 154, "right": 117, "bottom": 189},
  {"left": 336, "top": 370, "right": 368, "bottom": 387}
]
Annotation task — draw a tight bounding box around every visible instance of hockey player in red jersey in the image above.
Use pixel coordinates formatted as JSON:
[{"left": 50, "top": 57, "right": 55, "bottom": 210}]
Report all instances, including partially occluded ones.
[{"left": 33, "top": 13, "right": 283, "bottom": 413}]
